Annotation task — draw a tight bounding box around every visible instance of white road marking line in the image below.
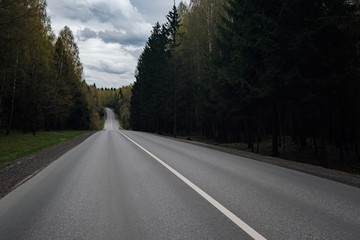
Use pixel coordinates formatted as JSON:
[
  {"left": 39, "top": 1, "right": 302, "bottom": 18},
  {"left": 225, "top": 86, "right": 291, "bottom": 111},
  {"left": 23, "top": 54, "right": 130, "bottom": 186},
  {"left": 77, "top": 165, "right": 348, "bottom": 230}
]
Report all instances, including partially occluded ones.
[{"left": 120, "top": 131, "right": 267, "bottom": 240}]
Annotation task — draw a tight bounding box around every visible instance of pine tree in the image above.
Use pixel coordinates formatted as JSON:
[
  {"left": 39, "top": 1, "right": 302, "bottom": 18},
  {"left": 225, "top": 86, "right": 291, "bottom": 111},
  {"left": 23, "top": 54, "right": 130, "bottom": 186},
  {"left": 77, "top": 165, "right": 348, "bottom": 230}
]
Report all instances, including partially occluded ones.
[
  {"left": 165, "top": 4, "right": 181, "bottom": 136},
  {"left": 131, "top": 23, "right": 170, "bottom": 133}
]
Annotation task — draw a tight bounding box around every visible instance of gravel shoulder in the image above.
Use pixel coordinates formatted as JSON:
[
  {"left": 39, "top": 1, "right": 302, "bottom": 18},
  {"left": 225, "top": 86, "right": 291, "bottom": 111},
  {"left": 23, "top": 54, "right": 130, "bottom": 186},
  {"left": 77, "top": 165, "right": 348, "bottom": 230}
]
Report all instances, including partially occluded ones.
[{"left": 0, "top": 132, "right": 96, "bottom": 198}]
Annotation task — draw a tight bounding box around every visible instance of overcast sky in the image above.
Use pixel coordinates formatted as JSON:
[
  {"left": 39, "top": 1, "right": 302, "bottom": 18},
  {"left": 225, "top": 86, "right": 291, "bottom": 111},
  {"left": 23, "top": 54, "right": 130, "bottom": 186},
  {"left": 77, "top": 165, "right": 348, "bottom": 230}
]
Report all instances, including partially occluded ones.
[{"left": 47, "top": 0, "right": 189, "bottom": 88}]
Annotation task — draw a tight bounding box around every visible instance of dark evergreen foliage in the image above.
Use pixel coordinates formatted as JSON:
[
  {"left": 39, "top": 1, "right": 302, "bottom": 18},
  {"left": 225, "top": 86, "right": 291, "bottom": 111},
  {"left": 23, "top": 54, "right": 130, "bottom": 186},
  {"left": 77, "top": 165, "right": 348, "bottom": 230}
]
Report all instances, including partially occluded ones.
[
  {"left": 131, "top": 0, "right": 360, "bottom": 168},
  {"left": 131, "top": 6, "right": 181, "bottom": 134}
]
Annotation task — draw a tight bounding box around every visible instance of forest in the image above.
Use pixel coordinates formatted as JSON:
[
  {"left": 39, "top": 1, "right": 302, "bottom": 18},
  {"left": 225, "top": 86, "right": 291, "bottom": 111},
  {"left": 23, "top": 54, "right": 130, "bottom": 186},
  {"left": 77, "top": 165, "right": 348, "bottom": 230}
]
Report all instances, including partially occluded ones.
[
  {"left": 130, "top": 0, "right": 360, "bottom": 169},
  {"left": 2, "top": 0, "right": 360, "bottom": 171},
  {"left": 99, "top": 86, "right": 132, "bottom": 130},
  {"left": 0, "top": 0, "right": 103, "bottom": 134}
]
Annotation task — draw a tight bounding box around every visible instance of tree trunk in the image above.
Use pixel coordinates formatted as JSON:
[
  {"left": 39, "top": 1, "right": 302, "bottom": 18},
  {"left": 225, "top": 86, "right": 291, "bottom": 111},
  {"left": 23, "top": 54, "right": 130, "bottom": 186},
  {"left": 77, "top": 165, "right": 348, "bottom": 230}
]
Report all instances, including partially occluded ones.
[
  {"left": 247, "top": 116, "right": 254, "bottom": 152},
  {"left": 278, "top": 104, "right": 285, "bottom": 158},
  {"left": 6, "top": 51, "right": 18, "bottom": 135},
  {"left": 300, "top": 136, "right": 307, "bottom": 148},
  {"left": 320, "top": 136, "right": 327, "bottom": 167},
  {"left": 312, "top": 104, "right": 318, "bottom": 153},
  {"left": 212, "top": 120, "right": 217, "bottom": 140},
  {"left": 173, "top": 60, "right": 177, "bottom": 138},
  {"left": 313, "top": 136, "right": 317, "bottom": 153},
  {"left": 355, "top": 143, "right": 360, "bottom": 163},
  {"left": 31, "top": 59, "right": 38, "bottom": 136},
  {"left": 272, "top": 100, "right": 279, "bottom": 156},
  {"left": 0, "top": 66, "right": 6, "bottom": 127},
  {"left": 256, "top": 104, "right": 261, "bottom": 154}
]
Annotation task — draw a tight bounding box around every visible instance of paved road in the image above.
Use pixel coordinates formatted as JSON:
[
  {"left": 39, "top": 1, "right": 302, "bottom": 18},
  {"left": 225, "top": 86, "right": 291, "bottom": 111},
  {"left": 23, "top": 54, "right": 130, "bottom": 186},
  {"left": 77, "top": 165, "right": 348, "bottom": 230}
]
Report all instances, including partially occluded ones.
[{"left": 0, "top": 108, "right": 359, "bottom": 239}]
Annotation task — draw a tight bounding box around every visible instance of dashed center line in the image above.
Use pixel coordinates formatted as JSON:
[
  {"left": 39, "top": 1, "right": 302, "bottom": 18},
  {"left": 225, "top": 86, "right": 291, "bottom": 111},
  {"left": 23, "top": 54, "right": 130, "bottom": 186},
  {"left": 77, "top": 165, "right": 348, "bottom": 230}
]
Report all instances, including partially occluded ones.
[{"left": 120, "top": 131, "right": 267, "bottom": 240}]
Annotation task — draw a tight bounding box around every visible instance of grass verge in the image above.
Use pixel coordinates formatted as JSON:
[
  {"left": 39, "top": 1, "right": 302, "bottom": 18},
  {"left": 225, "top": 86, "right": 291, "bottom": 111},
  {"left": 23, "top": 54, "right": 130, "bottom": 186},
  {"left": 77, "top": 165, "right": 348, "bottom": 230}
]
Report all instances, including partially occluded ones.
[
  {"left": 98, "top": 116, "right": 105, "bottom": 130},
  {"left": 0, "top": 130, "right": 92, "bottom": 164}
]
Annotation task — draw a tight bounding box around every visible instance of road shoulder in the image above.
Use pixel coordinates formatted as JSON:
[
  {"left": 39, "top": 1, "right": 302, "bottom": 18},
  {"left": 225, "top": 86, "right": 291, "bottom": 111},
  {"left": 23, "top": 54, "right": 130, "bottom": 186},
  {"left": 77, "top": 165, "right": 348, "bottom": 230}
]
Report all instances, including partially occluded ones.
[
  {"left": 0, "top": 132, "right": 96, "bottom": 198},
  {"left": 156, "top": 134, "right": 360, "bottom": 188}
]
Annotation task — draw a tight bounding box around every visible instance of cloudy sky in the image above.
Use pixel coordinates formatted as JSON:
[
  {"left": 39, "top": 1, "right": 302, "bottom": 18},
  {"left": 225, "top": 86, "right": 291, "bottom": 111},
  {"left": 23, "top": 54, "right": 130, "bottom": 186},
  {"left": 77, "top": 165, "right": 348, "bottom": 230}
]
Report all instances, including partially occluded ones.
[{"left": 47, "top": 0, "right": 189, "bottom": 88}]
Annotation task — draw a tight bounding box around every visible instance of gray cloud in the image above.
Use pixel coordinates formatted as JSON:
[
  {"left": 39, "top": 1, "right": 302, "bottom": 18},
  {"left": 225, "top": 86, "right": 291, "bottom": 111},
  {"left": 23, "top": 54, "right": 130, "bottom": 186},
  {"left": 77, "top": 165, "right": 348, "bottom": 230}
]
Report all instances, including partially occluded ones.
[
  {"left": 87, "top": 61, "right": 129, "bottom": 75},
  {"left": 130, "top": 0, "right": 182, "bottom": 23},
  {"left": 98, "top": 30, "right": 146, "bottom": 46},
  {"left": 63, "top": 2, "right": 116, "bottom": 23},
  {"left": 97, "top": 30, "right": 123, "bottom": 42},
  {"left": 77, "top": 28, "right": 146, "bottom": 46},
  {"left": 89, "top": 3, "right": 117, "bottom": 23},
  {"left": 64, "top": 3, "right": 91, "bottom": 22},
  {"left": 78, "top": 28, "right": 98, "bottom": 41}
]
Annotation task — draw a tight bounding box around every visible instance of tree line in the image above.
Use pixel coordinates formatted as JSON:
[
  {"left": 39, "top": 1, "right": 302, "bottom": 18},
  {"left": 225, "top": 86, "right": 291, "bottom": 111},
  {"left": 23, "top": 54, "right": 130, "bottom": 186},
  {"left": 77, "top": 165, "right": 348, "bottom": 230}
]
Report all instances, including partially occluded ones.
[
  {"left": 0, "top": 0, "right": 102, "bottom": 135},
  {"left": 130, "top": 0, "right": 360, "bottom": 168}
]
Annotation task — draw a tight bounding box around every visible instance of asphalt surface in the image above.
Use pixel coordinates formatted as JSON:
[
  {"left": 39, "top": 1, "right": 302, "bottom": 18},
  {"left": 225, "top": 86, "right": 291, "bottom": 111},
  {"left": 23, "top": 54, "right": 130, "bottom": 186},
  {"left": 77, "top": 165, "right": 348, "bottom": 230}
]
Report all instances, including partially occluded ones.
[{"left": 0, "top": 108, "right": 359, "bottom": 239}]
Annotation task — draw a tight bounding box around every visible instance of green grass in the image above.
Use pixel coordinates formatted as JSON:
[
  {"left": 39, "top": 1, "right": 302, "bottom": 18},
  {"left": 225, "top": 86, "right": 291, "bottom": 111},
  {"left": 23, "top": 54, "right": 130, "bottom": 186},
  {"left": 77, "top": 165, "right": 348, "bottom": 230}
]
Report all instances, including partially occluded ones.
[
  {"left": 0, "top": 130, "right": 91, "bottom": 164},
  {"left": 219, "top": 142, "right": 248, "bottom": 150},
  {"left": 119, "top": 119, "right": 124, "bottom": 130},
  {"left": 98, "top": 116, "right": 105, "bottom": 130}
]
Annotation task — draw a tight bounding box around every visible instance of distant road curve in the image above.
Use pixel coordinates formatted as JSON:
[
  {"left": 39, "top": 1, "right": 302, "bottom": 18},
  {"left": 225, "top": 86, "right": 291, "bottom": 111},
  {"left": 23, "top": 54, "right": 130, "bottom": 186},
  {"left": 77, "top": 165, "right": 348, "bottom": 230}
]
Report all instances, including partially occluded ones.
[{"left": 0, "top": 108, "right": 359, "bottom": 239}]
